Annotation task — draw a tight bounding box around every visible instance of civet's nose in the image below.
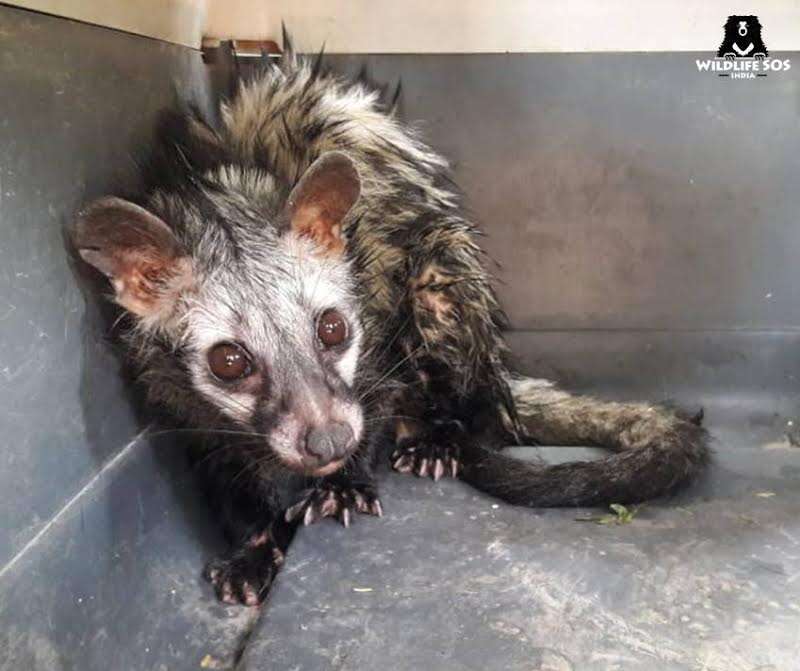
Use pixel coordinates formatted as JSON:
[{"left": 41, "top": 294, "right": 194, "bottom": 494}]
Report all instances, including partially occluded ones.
[{"left": 304, "top": 422, "right": 355, "bottom": 465}]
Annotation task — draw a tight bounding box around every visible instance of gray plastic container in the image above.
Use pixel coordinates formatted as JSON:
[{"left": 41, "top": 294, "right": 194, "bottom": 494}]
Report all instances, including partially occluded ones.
[{"left": 1, "top": 6, "right": 799, "bottom": 669}]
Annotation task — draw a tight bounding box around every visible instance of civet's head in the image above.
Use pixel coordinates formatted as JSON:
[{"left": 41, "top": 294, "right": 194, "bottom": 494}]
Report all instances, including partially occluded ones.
[{"left": 72, "top": 151, "right": 365, "bottom": 476}]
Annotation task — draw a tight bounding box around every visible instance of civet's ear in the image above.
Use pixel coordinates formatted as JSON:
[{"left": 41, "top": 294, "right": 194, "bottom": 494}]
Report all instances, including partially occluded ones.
[
  {"left": 284, "top": 151, "right": 361, "bottom": 257},
  {"left": 71, "top": 197, "right": 192, "bottom": 320}
]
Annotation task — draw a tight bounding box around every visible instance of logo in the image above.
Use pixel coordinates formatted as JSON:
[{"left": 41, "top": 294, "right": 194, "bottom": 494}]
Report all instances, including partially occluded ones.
[
  {"left": 696, "top": 15, "right": 791, "bottom": 79},
  {"left": 718, "top": 15, "right": 768, "bottom": 59}
]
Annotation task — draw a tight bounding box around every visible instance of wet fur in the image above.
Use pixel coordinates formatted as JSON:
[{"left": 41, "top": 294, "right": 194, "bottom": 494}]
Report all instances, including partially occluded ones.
[
  {"left": 75, "top": 37, "right": 710, "bottom": 605},
  {"left": 461, "top": 377, "right": 709, "bottom": 507}
]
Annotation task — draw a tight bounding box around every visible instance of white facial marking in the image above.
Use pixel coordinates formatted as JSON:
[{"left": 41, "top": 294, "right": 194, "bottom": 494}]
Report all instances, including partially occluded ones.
[
  {"left": 180, "top": 226, "right": 363, "bottom": 470},
  {"left": 336, "top": 338, "right": 361, "bottom": 385}
]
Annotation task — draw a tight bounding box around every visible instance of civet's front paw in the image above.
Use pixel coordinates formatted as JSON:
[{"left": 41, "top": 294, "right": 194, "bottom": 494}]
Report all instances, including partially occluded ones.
[
  {"left": 204, "top": 534, "right": 284, "bottom": 607},
  {"left": 285, "top": 481, "right": 382, "bottom": 527}
]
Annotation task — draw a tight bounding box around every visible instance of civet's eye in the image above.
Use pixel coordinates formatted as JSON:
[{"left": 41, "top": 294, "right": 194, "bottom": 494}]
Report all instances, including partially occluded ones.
[
  {"left": 317, "top": 309, "right": 348, "bottom": 348},
  {"left": 207, "top": 342, "right": 252, "bottom": 381}
]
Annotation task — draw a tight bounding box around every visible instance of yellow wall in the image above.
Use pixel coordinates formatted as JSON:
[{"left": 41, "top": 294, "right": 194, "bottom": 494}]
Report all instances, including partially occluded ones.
[
  {"left": 205, "top": 1, "right": 800, "bottom": 53},
  {"left": 8, "top": 0, "right": 207, "bottom": 48},
  {"left": 6, "top": 1, "right": 800, "bottom": 52}
]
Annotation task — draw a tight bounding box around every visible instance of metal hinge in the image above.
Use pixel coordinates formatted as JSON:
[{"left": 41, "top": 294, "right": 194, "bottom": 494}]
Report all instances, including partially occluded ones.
[{"left": 201, "top": 38, "right": 282, "bottom": 64}]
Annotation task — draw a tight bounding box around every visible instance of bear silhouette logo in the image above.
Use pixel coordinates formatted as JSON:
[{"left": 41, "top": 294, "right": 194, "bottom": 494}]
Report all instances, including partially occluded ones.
[{"left": 717, "top": 15, "right": 768, "bottom": 59}]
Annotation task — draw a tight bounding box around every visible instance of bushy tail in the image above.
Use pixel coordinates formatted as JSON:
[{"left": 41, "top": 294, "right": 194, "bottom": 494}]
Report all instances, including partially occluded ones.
[{"left": 459, "top": 377, "right": 711, "bottom": 507}]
